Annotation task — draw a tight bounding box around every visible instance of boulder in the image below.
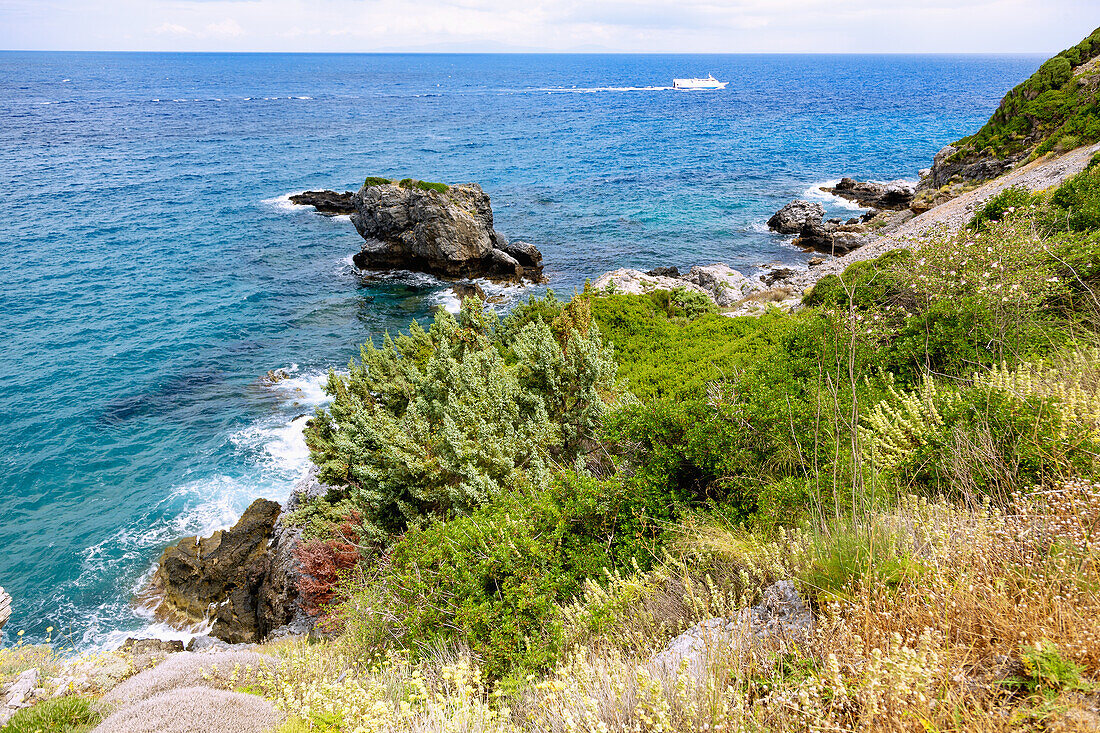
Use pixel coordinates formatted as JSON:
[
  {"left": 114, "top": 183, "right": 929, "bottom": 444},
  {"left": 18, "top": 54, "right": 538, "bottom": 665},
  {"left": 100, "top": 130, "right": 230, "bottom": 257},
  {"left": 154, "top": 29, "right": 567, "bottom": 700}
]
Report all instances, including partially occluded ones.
[
  {"left": 350, "top": 181, "right": 543, "bottom": 283},
  {"left": 646, "top": 266, "right": 681, "bottom": 278},
  {"left": 288, "top": 190, "right": 356, "bottom": 215},
  {"left": 592, "top": 268, "right": 707, "bottom": 297},
  {"left": 686, "top": 264, "right": 751, "bottom": 307},
  {"left": 822, "top": 177, "right": 914, "bottom": 210},
  {"left": 451, "top": 282, "right": 486, "bottom": 303},
  {"left": 767, "top": 200, "right": 825, "bottom": 234},
  {"left": 0, "top": 587, "right": 9, "bottom": 633},
  {"left": 651, "top": 580, "right": 813, "bottom": 678},
  {"left": 794, "top": 220, "right": 867, "bottom": 255}
]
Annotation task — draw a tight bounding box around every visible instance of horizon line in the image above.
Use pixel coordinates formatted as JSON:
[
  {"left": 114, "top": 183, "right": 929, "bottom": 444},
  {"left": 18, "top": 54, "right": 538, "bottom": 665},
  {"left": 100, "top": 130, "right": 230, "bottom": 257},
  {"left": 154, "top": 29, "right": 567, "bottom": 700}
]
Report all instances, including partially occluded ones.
[{"left": 0, "top": 49, "right": 1057, "bottom": 55}]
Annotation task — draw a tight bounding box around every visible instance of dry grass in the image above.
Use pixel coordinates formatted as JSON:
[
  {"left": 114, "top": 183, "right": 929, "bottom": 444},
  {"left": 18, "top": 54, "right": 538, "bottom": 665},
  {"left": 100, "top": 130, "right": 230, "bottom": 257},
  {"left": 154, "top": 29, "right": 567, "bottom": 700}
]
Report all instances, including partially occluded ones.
[{"left": 242, "top": 483, "right": 1100, "bottom": 732}]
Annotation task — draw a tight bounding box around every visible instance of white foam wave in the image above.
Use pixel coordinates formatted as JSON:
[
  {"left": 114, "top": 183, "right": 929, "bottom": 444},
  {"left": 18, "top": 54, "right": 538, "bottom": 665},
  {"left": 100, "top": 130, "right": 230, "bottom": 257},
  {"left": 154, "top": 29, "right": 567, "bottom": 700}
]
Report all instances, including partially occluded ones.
[
  {"left": 801, "top": 179, "right": 867, "bottom": 211},
  {"left": 427, "top": 278, "right": 541, "bottom": 314},
  {"left": 533, "top": 85, "right": 674, "bottom": 93},
  {"left": 262, "top": 192, "right": 308, "bottom": 214}
]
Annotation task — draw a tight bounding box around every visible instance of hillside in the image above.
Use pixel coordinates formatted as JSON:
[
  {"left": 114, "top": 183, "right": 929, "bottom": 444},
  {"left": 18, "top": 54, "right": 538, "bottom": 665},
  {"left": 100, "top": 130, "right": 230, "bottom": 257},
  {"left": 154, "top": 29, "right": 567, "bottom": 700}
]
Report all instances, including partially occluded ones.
[{"left": 924, "top": 27, "right": 1100, "bottom": 190}]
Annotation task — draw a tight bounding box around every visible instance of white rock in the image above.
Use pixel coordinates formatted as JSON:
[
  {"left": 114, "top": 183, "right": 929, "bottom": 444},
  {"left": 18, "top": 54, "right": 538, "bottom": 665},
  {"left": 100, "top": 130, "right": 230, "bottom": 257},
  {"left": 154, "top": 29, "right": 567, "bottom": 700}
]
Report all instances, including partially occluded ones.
[
  {"left": 686, "top": 264, "right": 751, "bottom": 307},
  {"left": 591, "top": 268, "right": 708, "bottom": 297}
]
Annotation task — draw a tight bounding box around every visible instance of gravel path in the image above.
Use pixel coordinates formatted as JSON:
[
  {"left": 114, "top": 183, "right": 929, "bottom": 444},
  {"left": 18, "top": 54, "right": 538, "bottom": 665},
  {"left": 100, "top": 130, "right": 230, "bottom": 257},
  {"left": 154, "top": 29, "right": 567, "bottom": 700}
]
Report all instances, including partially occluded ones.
[{"left": 786, "top": 142, "right": 1100, "bottom": 291}]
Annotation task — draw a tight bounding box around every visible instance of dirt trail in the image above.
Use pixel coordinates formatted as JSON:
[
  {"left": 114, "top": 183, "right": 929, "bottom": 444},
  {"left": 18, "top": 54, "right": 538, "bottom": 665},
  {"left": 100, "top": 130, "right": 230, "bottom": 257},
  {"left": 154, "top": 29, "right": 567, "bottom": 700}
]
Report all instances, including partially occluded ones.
[{"left": 791, "top": 141, "right": 1100, "bottom": 289}]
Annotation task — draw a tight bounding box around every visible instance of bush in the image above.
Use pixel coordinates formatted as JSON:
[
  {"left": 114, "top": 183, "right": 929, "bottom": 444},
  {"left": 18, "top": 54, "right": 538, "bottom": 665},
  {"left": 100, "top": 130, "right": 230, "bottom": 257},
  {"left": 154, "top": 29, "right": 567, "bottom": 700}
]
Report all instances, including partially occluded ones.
[
  {"left": 1048, "top": 157, "right": 1100, "bottom": 231},
  {"left": 305, "top": 296, "right": 622, "bottom": 541},
  {"left": 342, "top": 472, "right": 666, "bottom": 680},
  {"left": 396, "top": 178, "right": 449, "bottom": 193},
  {"left": 590, "top": 292, "right": 784, "bottom": 401},
  {"left": 0, "top": 696, "right": 100, "bottom": 733},
  {"left": 363, "top": 176, "right": 392, "bottom": 187},
  {"left": 969, "top": 185, "right": 1037, "bottom": 230}
]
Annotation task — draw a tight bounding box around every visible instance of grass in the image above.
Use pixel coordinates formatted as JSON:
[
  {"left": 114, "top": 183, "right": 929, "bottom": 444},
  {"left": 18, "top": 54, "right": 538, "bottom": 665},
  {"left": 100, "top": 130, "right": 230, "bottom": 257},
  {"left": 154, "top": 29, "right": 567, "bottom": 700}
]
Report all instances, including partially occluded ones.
[{"left": 0, "top": 696, "right": 100, "bottom": 733}]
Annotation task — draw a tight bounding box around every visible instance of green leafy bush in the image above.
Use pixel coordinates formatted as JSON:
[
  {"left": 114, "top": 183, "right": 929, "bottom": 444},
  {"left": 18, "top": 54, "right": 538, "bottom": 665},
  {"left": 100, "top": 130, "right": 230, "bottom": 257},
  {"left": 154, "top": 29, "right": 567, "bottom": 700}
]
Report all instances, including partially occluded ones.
[
  {"left": 1048, "top": 156, "right": 1100, "bottom": 231},
  {"left": 969, "top": 185, "right": 1038, "bottom": 230},
  {"left": 342, "top": 472, "right": 666, "bottom": 681},
  {"left": 305, "top": 296, "right": 622, "bottom": 541},
  {"left": 0, "top": 696, "right": 100, "bottom": 733},
  {"left": 590, "top": 292, "right": 783, "bottom": 401},
  {"left": 953, "top": 27, "right": 1100, "bottom": 161},
  {"left": 396, "top": 178, "right": 450, "bottom": 193},
  {"left": 1005, "top": 644, "right": 1085, "bottom": 696},
  {"left": 363, "top": 176, "right": 392, "bottom": 187}
]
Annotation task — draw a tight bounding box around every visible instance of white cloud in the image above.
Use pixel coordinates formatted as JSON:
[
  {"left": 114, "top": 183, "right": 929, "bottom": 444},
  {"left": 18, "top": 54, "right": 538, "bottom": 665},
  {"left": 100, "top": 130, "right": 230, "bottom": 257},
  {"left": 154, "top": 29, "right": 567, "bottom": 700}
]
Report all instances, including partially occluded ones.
[
  {"left": 1, "top": 0, "right": 1097, "bottom": 52},
  {"left": 204, "top": 18, "right": 243, "bottom": 37}
]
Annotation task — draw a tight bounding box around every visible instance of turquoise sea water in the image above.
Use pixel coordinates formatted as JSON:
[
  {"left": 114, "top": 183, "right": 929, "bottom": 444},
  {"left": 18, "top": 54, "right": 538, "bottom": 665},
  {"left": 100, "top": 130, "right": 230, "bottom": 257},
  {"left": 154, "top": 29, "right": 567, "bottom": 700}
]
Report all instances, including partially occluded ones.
[{"left": 0, "top": 52, "right": 1044, "bottom": 647}]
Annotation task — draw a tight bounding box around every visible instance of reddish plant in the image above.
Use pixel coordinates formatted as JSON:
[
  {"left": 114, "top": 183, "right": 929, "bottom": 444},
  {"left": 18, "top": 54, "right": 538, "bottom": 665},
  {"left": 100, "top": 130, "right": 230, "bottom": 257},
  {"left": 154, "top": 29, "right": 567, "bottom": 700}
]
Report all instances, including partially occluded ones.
[{"left": 294, "top": 510, "right": 362, "bottom": 619}]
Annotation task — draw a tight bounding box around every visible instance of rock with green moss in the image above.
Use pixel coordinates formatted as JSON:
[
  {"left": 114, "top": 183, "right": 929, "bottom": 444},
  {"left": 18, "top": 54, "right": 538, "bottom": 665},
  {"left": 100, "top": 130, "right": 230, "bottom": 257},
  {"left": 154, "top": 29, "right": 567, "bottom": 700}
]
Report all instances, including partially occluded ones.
[{"left": 350, "top": 180, "right": 543, "bottom": 282}]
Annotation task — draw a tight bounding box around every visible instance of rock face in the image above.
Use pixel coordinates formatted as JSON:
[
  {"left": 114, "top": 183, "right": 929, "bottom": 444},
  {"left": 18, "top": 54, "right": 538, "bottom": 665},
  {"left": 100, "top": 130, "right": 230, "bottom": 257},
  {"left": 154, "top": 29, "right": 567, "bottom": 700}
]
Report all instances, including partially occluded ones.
[
  {"left": 289, "top": 190, "right": 356, "bottom": 215},
  {"left": 651, "top": 580, "right": 813, "bottom": 678},
  {"left": 350, "top": 181, "right": 543, "bottom": 282},
  {"left": 0, "top": 586, "right": 9, "bottom": 633},
  {"left": 767, "top": 200, "right": 825, "bottom": 234},
  {"left": 822, "top": 178, "right": 914, "bottom": 210},
  {"left": 150, "top": 469, "right": 333, "bottom": 645},
  {"left": 592, "top": 268, "right": 708, "bottom": 297}
]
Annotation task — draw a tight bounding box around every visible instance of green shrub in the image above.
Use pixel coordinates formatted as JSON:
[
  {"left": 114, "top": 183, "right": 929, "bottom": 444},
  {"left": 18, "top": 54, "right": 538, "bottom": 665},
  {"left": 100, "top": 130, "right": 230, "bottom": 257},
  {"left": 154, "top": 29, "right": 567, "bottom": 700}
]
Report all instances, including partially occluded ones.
[
  {"left": 395, "top": 178, "right": 450, "bottom": 193},
  {"left": 343, "top": 472, "right": 666, "bottom": 681},
  {"left": 0, "top": 696, "right": 100, "bottom": 733},
  {"left": 590, "top": 293, "right": 784, "bottom": 401},
  {"left": 969, "top": 185, "right": 1038, "bottom": 230},
  {"left": 801, "top": 518, "right": 924, "bottom": 605},
  {"left": 1005, "top": 644, "right": 1085, "bottom": 696},
  {"left": 1048, "top": 157, "right": 1100, "bottom": 231},
  {"left": 803, "top": 248, "right": 916, "bottom": 311},
  {"left": 305, "top": 296, "right": 622, "bottom": 541},
  {"left": 363, "top": 176, "right": 392, "bottom": 187}
]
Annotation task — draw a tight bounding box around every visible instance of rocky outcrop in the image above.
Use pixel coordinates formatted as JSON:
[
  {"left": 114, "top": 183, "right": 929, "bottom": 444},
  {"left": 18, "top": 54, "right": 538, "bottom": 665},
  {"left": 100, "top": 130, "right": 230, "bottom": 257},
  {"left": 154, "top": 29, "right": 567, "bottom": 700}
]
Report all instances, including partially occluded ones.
[
  {"left": 592, "top": 268, "right": 707, "bottom": 297},
  {"left": 289, "top": 190, "right": 356, "bottom": 215},
  {"left": 685, "top": 264, "right": 752, "bottom": 307},
  {"left": 351, "top": 181, "right": 543, "bottom": 282},
  {"left": 920, "top": 144, "right": 1014, "bottom": 190},
  {"left": 148, "top": 469, "right": 334, "bottom": 644},
  {"left": 767, "top": 200, "right": 825, "bottom": 234},
  {"left": 794, "top": 218, "right": 869, "bottom": 255},
  {"left": 0, "top": 587, "right": 9, "bottom": 633},
  {"left": 822, "top": 177, "right": 914, "bottom": 210},
  {"left": 650, "top": 580, "right": 813, "bottom": 678},
  {"left": 152, "top": 498, "right": 280, "bottom": 643}
]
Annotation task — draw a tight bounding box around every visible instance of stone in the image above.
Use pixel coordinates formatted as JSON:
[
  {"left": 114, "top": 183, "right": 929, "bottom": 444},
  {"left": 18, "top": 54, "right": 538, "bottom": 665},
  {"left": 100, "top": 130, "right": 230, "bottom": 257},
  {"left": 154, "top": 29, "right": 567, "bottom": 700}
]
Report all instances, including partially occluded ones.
[
  {"left": 592, "top": 268, "right": 706, "bottom": 298},
  {"left": 451, "top": 282, "right": 486, "bottom": 303},
  {"left": 120, "top": 639, "right": 185, "bottom": 672},
  {"left": 686, "top": 264, "right": 751, "bottom": 307},
  {"left": 151, "top": 498, "right": 281, "bottom": 643},
  {"left": 260, "top": 368, "right": 291, "bottom": 385},
  {"left": 808, "top": 256, "right": 825, "bottom": 266},
  {"left": 822, "top": 178, "right": 914, "bottom": 210},
  {"left": 762, "top": 267, "right": 796, "bottom": 286},
  {"left": 650, "top": 580, "right": 813, "bottom": 679},
  {"left": 350, "top": 181, "right": 543, "bottom": 282},
  {"left": 921, "top": 144, "right": 1013, "bottom": 190},
  {"left": 0, "top": 586, "right": 9, "bottom": 633},
  {"left": 767, "top": 200, "right": 825, "bottom": 234},
  {"left": 288, "top": 190, "right": 356, "bottom": 215},
  {"left": 794, "top": 219, "right": 867, "bottom": 255},
  {"left": 646, "top": 266, "right": 681, "bottom": 278}
]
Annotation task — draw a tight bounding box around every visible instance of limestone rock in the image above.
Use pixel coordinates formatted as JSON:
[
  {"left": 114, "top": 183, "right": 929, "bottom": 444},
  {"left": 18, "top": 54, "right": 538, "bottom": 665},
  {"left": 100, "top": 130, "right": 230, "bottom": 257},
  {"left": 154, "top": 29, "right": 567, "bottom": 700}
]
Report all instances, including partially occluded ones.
[
  {"left": 794, "top": 219, "right": 868, "bottom": 255},
  {"left": 592, "top": 268, "right": 708, "bottom": 297},
  {"left": 686, "top": 264, "right": 751, "bottom": 307},
  {"left": 646, "top": 266, "right": 681, "bottom": 277},
  {"left": 921, "top": 144, "right": 1013, "bottom": 190},
  {"left": 0, "top": 587, "right": 9, "bottom": 633},
  {"left": 351, "top": 181, "right": 543, "bottom": 282},
  {"left": 767, "top": 200, "right": 825, "bottom": 234},
  {"left": 152, "top": 498, "right": 280, "bottom": 643},
  {"left": 823, "top": 178, "right": 914, "bottom": 210},
  {"left": 651, "top": 580, "right": 813, "bottom": 678},
  {"left": 288, "top": 190, "right": 356, "bottom": 215}
]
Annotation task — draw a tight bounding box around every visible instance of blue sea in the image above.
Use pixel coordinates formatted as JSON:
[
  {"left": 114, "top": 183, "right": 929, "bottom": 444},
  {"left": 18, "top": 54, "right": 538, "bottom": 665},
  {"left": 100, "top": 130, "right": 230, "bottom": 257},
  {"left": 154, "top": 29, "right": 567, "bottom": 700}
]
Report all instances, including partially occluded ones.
[{"left": 0, "top": 52, "right": 1044, "bottom": 648}]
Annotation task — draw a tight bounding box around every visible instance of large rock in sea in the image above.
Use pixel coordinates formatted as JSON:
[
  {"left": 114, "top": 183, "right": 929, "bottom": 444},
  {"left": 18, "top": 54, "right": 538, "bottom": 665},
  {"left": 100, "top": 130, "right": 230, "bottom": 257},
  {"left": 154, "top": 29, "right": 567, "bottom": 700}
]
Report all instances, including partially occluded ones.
[
  {"left": 350, "top": 181, "right": 543, "bottom": 282},
  {"left": 767, "top": 200, "right": 825, "bottom": 234},
  {"left": 288, "top": 190, "right": 356, "bottom": 215},
  {"left": 822, "top": 177, "right": 914, "bottom": 210}
]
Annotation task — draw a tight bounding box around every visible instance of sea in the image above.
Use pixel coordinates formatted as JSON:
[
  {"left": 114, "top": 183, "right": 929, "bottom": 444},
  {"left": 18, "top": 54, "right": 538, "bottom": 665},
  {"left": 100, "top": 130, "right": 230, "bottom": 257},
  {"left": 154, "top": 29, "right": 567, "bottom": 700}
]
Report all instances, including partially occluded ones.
[{"left": 0, "top": 51, "right": 1044, "bottom": 649}]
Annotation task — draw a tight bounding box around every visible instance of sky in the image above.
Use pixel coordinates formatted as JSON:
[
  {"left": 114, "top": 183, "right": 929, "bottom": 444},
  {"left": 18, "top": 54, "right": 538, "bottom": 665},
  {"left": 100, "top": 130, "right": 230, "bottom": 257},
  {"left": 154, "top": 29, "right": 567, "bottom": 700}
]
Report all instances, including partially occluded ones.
[{"left": 0, "top": 0, "right": 1097, "bottom": 53}]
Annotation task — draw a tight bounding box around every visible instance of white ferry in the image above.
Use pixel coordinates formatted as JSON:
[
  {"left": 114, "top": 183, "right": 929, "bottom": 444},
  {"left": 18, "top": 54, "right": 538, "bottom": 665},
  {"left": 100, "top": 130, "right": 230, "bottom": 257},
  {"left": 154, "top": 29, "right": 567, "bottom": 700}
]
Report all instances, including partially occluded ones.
[{"left": 672, "top": 74, "right": 728, "bottom": 90}]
